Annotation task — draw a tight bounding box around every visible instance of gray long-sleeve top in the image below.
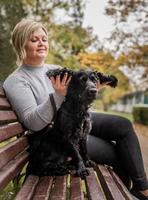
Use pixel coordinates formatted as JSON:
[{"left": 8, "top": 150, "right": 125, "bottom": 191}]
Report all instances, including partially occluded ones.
[{"left": 3, "top": 64, "right": 64, "bottom": 131}]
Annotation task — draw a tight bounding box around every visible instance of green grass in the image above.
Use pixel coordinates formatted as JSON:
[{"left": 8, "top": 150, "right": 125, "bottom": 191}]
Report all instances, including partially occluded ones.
[
  {"left": 95, "top": 110, "right": 133, "bottom": 122},
  {"left": 91, "top": 99, "right": 133, "bottom": 122}
]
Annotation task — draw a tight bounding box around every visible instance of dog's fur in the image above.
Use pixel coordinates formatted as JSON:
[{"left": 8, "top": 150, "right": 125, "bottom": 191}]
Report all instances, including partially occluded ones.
[{"left": 27, "top": 69, "right": 117, "bottom": 179}]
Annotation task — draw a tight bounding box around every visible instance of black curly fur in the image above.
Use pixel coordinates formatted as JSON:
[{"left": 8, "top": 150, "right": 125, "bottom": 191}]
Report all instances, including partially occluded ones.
[{"left": 27, "top": 68, "right": 118, "bottom": 179}]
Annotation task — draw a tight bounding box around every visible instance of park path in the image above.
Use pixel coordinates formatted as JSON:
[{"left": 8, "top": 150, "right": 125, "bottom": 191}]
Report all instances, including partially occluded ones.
[{"left": 134, "top": 123, "right": 148, "bottom": 176}]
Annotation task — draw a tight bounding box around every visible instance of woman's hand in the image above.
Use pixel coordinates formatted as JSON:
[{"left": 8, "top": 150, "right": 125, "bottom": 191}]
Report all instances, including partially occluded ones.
[{"left": 50, "top": 73, "right": 71, "bottom": 97}]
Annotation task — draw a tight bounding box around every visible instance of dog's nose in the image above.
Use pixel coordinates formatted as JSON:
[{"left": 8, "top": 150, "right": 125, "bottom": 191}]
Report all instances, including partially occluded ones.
[{"left": 88, "top": 88, "right": 97, "bottom": 96}]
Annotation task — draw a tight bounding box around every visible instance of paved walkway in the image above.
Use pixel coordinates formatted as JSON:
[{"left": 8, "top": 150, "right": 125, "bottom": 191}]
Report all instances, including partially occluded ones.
[{"left": 134, "top": 123, "right": 148, "bottom": 176}]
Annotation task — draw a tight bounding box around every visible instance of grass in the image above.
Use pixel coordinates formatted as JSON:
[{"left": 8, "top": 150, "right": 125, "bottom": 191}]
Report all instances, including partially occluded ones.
[
  {"left": 95, "top": 110, "right": 133, "bottom": 122},
  {"left": 91, "top": 99, "right": 133, "bottom": 122}
]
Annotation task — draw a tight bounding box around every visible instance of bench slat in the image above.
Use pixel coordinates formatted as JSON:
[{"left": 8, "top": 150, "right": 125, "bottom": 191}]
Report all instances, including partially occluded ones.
[
  {"left": 0, "top": 122, "right": 24, "bottom": 142},
  {"left": 0, "top": 151, "right": 29, "bottom": 190},
  {"left": 0, "top": 110, "right": 17, "bottom": 123},
  {"left": 85, "top": 168, "right": 105, "bottom": 200},
  {"left": 15, "top": 175, "right": 39, "bottom": 200},
  {"left": 70, "top": 176, "right": 84, "bottom": 200},
  {"left": 109, "top": 168, "right": 133, "bottom": 200},
  {"left": 0, "top": 87, "right": 5, "bottom": 97},
  {"left": 0, "top": 136, "right": 28, "bottom": 169},
  {"left": 50, "top": 176, "right": 67, "bottom": 200},
  {"left": 32, "top": 176, "right": 53, "bottom": 200},
  {"left": 96, "top": 165, "right": 126, "bottom": 200},
  {"left": 0, "top": 98, "right": 11, "bottom": 110}
]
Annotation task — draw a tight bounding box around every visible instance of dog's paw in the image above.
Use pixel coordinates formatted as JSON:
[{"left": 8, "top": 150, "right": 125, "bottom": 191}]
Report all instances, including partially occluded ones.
[
  {"left": 75, "top": 167, "right": 90, "bottom": 179},
  {"left": 85, "top": 160, "right": 96, "bottom": 167}
]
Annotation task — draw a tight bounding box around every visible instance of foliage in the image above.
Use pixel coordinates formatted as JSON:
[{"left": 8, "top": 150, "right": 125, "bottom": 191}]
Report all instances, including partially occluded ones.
[
  {"left": 47, "top": 24, "right": 95, "bottom": 66},
  {"left": 133, "top": 104, "right": 148, "bottom": 125},
  {"left": 0, "top": 0, "right": 28, "bottom": 80},
  {"left": 105, "top": 0, "right": 148, "bottom": 87},
  {"left": 105, "top": 0, "right": 148, "bottom": 51},
  {"left": 0, "top": 0, "right": 95, "bottom": 80},
  {"left": 77, "top": 51, "right": 129, "bottom": 109}
]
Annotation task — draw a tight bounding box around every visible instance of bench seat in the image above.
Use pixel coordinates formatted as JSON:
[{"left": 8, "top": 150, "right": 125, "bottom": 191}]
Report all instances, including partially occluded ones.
[{"left": 0, "top": 87, "right": 134, "bottom": 200}]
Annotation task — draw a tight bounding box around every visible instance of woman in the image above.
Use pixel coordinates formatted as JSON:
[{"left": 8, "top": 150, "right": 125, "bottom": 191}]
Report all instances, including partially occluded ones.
[{"left": 3, "top": 19, "right": 148, "bottom": 200}]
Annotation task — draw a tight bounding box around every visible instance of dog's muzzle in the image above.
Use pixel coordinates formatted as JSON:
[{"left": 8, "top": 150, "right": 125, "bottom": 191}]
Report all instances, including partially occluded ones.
[{"left": 87, "top": 88, "right": 97, "bottom": 99}]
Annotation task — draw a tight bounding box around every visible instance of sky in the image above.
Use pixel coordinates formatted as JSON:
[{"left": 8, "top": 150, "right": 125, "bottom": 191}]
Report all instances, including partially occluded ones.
[{"left": 83, "top": 0, "right": 114, "bottom": 40}]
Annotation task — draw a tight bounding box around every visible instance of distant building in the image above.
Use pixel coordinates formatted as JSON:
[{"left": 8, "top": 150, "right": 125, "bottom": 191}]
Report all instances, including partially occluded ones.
[{"left": 110, "top": 89, "right": 148, "bottom": 113}]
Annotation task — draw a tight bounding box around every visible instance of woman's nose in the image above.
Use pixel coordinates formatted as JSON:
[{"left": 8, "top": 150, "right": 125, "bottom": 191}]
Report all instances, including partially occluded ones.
[{"left": 38, "top": 39, "right": 44, "bottom": 46}]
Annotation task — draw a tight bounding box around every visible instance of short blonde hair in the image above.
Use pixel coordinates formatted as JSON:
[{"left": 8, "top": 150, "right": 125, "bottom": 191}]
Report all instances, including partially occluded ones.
[{"left": 11, "top": 19, "right": 48, "bottom": 66}]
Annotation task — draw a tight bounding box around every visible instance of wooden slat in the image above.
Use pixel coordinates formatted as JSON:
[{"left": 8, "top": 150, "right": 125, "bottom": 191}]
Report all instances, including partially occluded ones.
[
  {"left": 0, "top": 87, "right": 5, "bottom": 97},
  {"left": 85, "top": 168, "right": 105, "bottom": 200},
  {"left": 0, "top": 136, "right": 28, "bottom": 169},
  {"left": 109, "top": 168, "right": 133, "bottom": 200},
  {"left": 32, "top": 176, "right": 53, "bottom": 200},
  {"left": 0, "top": 151, "right": 29, "bottom": 191},
  {"left": 0, "top": 110, "right": 17, "bottom": 123},
  {"left": 0, "top": 122, "right": 25, "bottom": 142},
  {"left": 15, "top": 175, "right": 39, "bottom": 200},
  {"left": 70, "top": 176, "right": 84, "bottom": 200},
  {"left": 0, "top": 97, "right": 11, "bottom": 109},
  {"left": 95, "top": 165, "right": 125, "bottom": 200},
  {"left": 50, "top": 176, "right": 67, "bottom": 200}
]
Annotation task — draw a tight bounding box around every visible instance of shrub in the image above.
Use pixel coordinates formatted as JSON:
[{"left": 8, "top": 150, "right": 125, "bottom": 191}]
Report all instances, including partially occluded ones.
[{"left": 132, "top": 104, "right": 148, "bottom": 125}]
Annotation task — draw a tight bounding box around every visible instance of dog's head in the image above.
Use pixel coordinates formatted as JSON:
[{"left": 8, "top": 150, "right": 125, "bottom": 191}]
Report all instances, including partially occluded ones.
[
  {"left": 46, "top": 68, "right": 118, "bottom": 104},
  {"left": 68, "top": 70, "right": 98, "bottom": 103}
]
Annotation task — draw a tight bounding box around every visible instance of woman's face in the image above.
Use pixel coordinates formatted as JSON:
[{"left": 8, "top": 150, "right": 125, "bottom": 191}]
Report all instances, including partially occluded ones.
[{"left": 24, "top": 27, "right": 49, "bottom": 65}]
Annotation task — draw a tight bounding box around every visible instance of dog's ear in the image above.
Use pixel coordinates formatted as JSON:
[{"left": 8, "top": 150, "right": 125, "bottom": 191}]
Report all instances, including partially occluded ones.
[
  {"left": 96, "top": 72, "right": 118, "bottom": 87},
  {"left": 46, "top": 67, "right": 74, "bottom": 80},
  {"left": 106, "top": 75, "right": 118, "bottom": 87}
]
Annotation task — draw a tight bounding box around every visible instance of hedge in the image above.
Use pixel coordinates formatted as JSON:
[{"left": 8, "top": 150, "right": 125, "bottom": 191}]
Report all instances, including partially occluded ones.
[{"left": 132, "top": 104, "right": 148, "bottom": 125}]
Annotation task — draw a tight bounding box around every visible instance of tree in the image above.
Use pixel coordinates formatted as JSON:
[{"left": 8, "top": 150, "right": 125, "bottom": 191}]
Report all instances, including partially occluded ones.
[
  {"left": 105, "top": 0, "right": 148, "bottom": 88},
  {"left": 0, "top": 0, "right": 96, "bottom": 79},
  {"left": 0, "top": 0, "right": 27, "bottom": 80},
  {"left": 77, "top": 51, "right": 129, "bottom": 110},
  {"left": 105, "top": 0, "right": 148, "bottom": 51}
]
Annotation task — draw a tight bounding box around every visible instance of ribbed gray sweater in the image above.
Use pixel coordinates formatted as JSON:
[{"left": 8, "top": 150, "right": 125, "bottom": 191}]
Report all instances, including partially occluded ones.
[{"left": 3, "top": 64, "right": 64, "bottom": 131}]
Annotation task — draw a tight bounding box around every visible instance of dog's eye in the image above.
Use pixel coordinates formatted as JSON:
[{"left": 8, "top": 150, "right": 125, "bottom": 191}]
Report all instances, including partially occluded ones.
[
  {"left": 79, "top": 75, "right": 88, "bottom": 82},
  {"left": 90, "top": 74, "right": 98, "bottom": 82}
]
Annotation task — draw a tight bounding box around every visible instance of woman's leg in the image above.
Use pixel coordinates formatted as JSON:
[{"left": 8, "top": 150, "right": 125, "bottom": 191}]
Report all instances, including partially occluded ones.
[
  {"left": 87, "top": 134, "right": 132, "bottom": 188},
  {"left": 88, "top": 112, "right": 148, "bottom": 191}
]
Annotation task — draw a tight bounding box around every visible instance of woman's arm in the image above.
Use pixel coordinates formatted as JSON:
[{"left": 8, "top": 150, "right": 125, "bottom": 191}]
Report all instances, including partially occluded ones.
[{"left": 3, "top": 75, "right": 64, "bottom": 131}]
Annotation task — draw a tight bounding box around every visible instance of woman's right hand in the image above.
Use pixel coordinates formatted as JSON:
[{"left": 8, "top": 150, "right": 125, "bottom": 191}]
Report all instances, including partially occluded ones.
[{"left": 50, "top": 73, "right": 71, "bottom": 97}]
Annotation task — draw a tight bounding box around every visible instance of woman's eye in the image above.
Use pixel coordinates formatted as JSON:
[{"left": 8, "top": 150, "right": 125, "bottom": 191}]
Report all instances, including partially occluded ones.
[
  {"left": 43, "top": 38, "right": 47, "bottom": 42},
  {"left": 30, "top": 38, "right": 47, "bottom": 42},
  {"left": 31, "top": 39, "right": 37, "bottom": 42}
]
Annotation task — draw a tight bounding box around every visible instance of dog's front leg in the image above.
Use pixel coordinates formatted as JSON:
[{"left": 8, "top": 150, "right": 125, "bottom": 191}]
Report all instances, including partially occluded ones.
[
  {"left": 80, "top": 118, "right": 96, "bottom": 167},
  {"left": 67, "top": 141, "right": 90, "bottom": 179},
  {"left": 79, "top": 137, "right": 96, "bottom": 167}
]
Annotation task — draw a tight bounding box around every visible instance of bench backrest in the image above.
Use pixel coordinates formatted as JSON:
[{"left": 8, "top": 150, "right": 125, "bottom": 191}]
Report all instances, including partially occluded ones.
[{"left": 0, "top": 87, "right": 29, "bottom": 191}]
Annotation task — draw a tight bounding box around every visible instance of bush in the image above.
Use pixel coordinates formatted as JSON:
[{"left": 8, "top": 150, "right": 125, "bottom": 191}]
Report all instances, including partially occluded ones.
[{"left": 132, "top": 104, "right": 148, "bottom": 125}]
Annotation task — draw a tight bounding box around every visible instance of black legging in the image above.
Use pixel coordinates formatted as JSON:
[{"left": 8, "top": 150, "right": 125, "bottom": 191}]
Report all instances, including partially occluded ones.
[{"left": 87, "top": 112, "right": 148, "bottom": 190}]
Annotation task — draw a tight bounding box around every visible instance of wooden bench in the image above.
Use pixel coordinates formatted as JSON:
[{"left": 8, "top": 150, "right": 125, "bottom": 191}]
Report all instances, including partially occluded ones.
[{"left": 0, "top": 86, "right": 134, "bottom": 200}]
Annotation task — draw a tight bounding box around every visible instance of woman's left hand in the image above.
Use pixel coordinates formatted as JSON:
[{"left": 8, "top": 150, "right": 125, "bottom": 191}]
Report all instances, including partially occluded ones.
[{"left": 50, "top": 73, "right": 71, "bottom": 97}]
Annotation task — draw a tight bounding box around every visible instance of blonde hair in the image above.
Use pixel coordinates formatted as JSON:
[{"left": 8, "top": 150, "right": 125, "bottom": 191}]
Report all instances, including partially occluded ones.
[{"left": 11, "top": 19, "right": 48, "bottom": 66}]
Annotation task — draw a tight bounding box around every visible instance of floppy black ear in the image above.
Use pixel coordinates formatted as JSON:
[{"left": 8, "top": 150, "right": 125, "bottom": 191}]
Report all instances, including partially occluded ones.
[
  {"left": 96, "top": 72, "right": 118, "bottom": 87},
  {"left": 46, "top": 67, "right": 74, "bottom": 81},
  {"left": 107, "top": 75, "right": 118, "bottom": 87}
]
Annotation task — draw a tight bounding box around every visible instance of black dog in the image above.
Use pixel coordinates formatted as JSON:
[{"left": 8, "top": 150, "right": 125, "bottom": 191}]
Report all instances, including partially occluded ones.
[{"left": 27, "top": 68, "right": 117, "bottom": 179}]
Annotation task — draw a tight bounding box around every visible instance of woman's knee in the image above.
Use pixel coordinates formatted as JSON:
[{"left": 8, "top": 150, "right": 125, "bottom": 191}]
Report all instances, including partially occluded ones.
[
  {"left": 87, "top": 135, "right": 119, "bottom": 167},
  {"left": 115, "top": 116, "right": 134, "bottom": 138}
]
